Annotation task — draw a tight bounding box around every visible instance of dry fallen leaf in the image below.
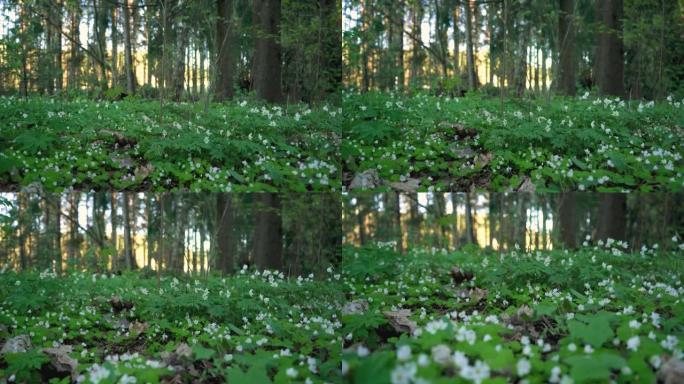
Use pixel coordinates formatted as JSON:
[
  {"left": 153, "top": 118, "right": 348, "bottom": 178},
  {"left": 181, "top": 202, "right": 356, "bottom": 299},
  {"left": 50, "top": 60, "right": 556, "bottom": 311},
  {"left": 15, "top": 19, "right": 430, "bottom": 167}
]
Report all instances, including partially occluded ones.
[
  {"left": 0, "top": 334, "right": 31, "bottom": 354},
  {"left": 384, "top": 309, "right": 417, "bottom": 334},
  {"left": 659, "top": 356, "right": 684, "bottom": 384},
  {"left": 174, "top": 343, "right": 192, "bottom": 359},
  {"left": 42, "top": 345, "right": 78, "bottom": 379},
  {"left": 450, "top": 267, "right": 474, "bottom": 285},
  {"left": 518, "top": 176, "right": 536, "bottom": 192},
  {"left": 129, "top": 321, "right": 149, "bottom": 336},
  {"left": 342, "top": 300, "right": 369, "bottom": 316},
  {"left": 349, "top": 169, "right": 381, "bottom": 190},
  {"left": 388, "top": 178, "right": 421, "bottom": 193}
]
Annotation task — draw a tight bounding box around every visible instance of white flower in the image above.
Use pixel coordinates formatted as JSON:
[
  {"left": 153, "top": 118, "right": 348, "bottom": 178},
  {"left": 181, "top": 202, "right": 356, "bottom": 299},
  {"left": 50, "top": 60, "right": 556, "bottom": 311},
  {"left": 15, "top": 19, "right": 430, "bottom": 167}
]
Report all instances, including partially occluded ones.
[
  {"left": 460, "top": 360, "right": 490, "bottom": 384},
  {"left": 517, "top": 358, "right": 531, "bottom": 376},
  {"left": 120, "top": 374, "right": 137, "bottom": 384},
  {"left": 452, "top": 351, "right": 469, "bottom": 368},
  {"left": 584, "top": 344, "right": 594, "bottom": 354},
  {"left": 627, "top": 336, "right": 640, "bottom": 351},
  {"left": 286, "top": 367, "right": 298, "bottom": 378},
  {"left": 357, "top": 345, "right": 369, "bottom": 357},
  {"left": 417, "top": 354, "right": 429, "bottom": 366},
  {"left": 88, "top": 364, "right": 110, "bottom": 384},
  {"left": 567, "top": 343, "right": 577, "bottom": 352},
  {"left": 431, "top": 344, "right": 452, "bottom": 366},
  {"left": 341, "top": 360, "right": 349, "bottom": 375},
  {"left": 396, "top": 345, "right": 411, "bottom": 362},
  {"left": 390, "top": 363, "right": 417, "bottom": 384},
  {"left": 650, "top": 355, "right": 662, "bottom": 369},
  {"left": 550, "top": 366, "right": 562, "bottom": 383}
]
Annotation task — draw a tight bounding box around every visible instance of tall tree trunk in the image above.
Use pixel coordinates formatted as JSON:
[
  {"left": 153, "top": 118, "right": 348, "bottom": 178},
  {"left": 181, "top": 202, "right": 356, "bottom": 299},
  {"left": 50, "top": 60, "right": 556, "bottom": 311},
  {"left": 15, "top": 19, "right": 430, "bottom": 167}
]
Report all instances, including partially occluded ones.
[
  {"left": 111, "top": 4, "right": 119, "bottom": 87},
  {"left": 558, "top": 192, "right": 578, "bottom": 249},
  {"left": 409, "top": 1, "right": 423, "bottom": 87},
  {"left": 110, "top": 193, "right": 118, "bottom": 270},
  {"left": 68, "top": 1, "right": 81, "bottom": 89},
  {"left": 215, "top": 0, "right": 235, "bottom": 100},
  {"left": 54, "top": 0, "right": 64, "bottom": 92},
  {"left": 253, "top": 193, "right": 283, "bottom": 270},
  {"left": 464, "top": 0, "right": 478, "bottom": 90},
  {"left": 465, "top": 193, "right": 474, "bottom": 244},
  {"left": 172, "top": 18, "right": 187, "bottom": 101},
  {"left": 451, "top": 193, "right": 460, "bottom": 250},
  {"left": 122, "top": 0, "right": 136, "bottom": 94},
  {"left": 252, "top": 0, "right": 283, "bottom": 102},
  {"left": 558, "top": 0, "right": 576, "bottom": 96},
  {"left": 394, "top": 193, "right": 403, "bottom": 253},
  {"left": 216, "top": 193, "right": 235, "bottom": 273},
  {"left": 596, "top": 194, "right": 627, "bottom": 241},
  {"left": 596, "top": 0, "right": 625, "bottom": 97},
  {"left": 541, "top": 46, "right": 547, "bottom": 91},
  {"left": 452, "top": 4, "right": 461, "bottom": 76},
  {"left": 123, "top": 193, "right": 135, "bottom": 270}
]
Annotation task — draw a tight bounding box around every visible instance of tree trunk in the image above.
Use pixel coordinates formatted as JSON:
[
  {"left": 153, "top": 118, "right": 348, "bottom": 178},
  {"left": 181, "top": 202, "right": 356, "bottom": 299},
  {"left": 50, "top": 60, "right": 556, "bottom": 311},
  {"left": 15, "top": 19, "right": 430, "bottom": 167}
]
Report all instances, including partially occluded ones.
[
  {"left": 465, "top": 193, "right": 474, "bottom": 244},
  {"left": 596, "top": 0, "right": 625, "bottom": 97},
  {"left": 123, "top": 192, "right": 136, "bottom": 270},
  {"left": 110, "top": 193, "right": 118, "bottom": 270},
  {"left": 409, "top": 1, "right": 423, "bottom": 88},
  {"left": 596, "top": 194, "right": 627, "bottom": 241},
  {"left": 68, "top": 2, "right": 81, "bottom": 89},
  {"left": 558, "top": 192, "right": 578, "bottom": 249},
  {"left": 215, "top": 0, "right": 235, "bottom": 100},
  {"left": 464, "top": 0, "right": 478, "bottom": 90},
  {"left": 172, "top": 18, "right": 187, "bottom": 101},
  {"left": 216, "top": 193, "right": 235, "bottom": 273},
  {"left": 394, "top": 193, "right": 403, "bottom": 253},
  {"left": 111, "top": 4, "right": 119, "bottom": 87},
  {"left": 54, "top": 0, "right": 64, "bottom": 92},
  {"left": 558, "top": 0, "right": 576, "bottom": 96},
  {"left": 252, "top": 0, "right": 283, "bottom": 102},
  {"left": 122, "top": 0, "right": 136, "bottom": 94},
  {"left": 452, "top": 5, "right": 460, "bottom": 76},
  {"left": 253, "top": 193, "right": 283, "bottom": 270}
]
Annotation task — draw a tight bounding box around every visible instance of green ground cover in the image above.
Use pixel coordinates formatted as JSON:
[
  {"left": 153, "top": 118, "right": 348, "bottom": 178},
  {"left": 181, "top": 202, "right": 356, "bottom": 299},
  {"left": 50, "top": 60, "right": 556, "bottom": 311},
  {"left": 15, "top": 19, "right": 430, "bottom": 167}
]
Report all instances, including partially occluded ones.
[
  {"left": 343, "top": 92, "right": 684, "bottom": 192},
  {"left": 0, "top": 268, "right": 343, "bottom": 383},
  {"left": 341, "top": 243, "right": 684, "bottom": 383},
  {"left": 0, "top": 96, "right": 340, "bottom": 192}
]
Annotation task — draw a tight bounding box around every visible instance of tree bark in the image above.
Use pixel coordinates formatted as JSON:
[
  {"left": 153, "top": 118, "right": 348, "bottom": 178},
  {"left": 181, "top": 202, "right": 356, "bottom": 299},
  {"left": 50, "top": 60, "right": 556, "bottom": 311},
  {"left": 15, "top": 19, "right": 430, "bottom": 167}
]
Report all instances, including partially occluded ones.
[
  {"left": 596, "top": 194, "right": 627, "bottom": 241},
  {"left": 595, "top": 0, "right": 625, "bottom": 97},
  {"left": 252, "top": 0, "right": 283, "bottom": 102},
  {"left": 464, "top": 0, "right": 478, "bottom": 90},
  {"left": 123, "top": 192, "right": 136, "bottom": 270},
  {"left": 215, "top": 0, "right": 235, "bottom": 100},
  {"left": 122, "top": 0, "right": 136, "bottom": 94},
  {"left": 253, "top": 193, "right": 283, "bottom": 270},
  {"left": 465, "top": 193, "right": 475, "bottom": 244},
  {"left": 111, "top": 4, "right": 119, "bottom": 87},
  {"left": 558, "top": 192, "right": 578, "bottom": 248},
  {"left": 216, "top": 193, "right": 235, "bottom": 273},
  {"left": 558, "top": 0, "right": 576, "bottom": 96}
]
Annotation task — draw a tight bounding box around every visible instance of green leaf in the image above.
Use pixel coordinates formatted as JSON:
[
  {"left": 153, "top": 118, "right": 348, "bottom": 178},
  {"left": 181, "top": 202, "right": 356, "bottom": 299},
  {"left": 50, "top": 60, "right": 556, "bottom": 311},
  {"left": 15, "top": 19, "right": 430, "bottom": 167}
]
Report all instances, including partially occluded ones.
[
  {"left": 568, "top": 313, "right": 614, "bottom": 348},
  {"left": 192, "top": 344, "right": 215, "bottom": 360}
]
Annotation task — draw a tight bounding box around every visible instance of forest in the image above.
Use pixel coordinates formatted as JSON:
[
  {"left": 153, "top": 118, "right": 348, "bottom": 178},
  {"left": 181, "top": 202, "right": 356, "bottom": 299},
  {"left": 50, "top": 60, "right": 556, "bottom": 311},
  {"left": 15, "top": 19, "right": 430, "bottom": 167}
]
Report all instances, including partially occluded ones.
[
  {"left": 0, "top": 0, "right": 341, "bottom": 192},
  {"left": 1, "top": 0, "right": 684, "bottom": 383},
  {"left": 342, "top": 0, "right": 684, "bottom": 192}
]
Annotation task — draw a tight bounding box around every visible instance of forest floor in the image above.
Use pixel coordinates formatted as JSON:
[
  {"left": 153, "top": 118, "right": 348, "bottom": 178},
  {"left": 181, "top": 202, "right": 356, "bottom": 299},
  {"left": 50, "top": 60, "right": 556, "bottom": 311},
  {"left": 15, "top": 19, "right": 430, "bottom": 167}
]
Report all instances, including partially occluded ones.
[
  {"left": 341, "top": 243, "right": 684, "bottom": 383},
  {"left": 343, "top": 92, "right": 684, "bottom": 192},
  {"left": 0, "top": 96, "right": 340, "bottom": 192},
  {"left": 1, "top": 244, "right": 683, "bottom": 383},
  {"left": 0, "top": 268, "right": 343, "bottom": 383}
]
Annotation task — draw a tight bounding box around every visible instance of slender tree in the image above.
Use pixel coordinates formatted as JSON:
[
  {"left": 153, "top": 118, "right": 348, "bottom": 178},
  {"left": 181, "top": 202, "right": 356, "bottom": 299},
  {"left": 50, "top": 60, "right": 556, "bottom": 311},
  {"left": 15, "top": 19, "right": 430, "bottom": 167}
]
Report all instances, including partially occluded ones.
[{"left": 252, "top": 0, "right": 283, "bottom": 102}]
